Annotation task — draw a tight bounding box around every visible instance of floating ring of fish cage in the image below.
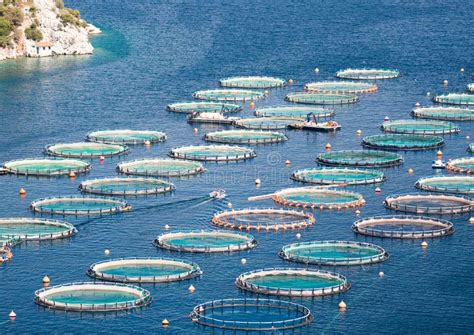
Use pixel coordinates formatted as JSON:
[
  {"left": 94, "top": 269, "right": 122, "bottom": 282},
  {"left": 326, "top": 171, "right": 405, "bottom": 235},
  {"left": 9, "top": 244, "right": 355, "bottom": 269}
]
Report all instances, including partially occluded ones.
[
  {"left": 117, "top": 159, "right": 205, "bottom": 177},
  {"left": 87, "top": 257, "right": 202, "bottom": 283},
  {"left": 34, "top": 282, "right": 152, "bottom": 312},
  {"left": 336, "top": 68, "right": 400, "bottom": 80},
  {"left": 415, "top": 176, "right": 474, "bottom": 195},
  {"left": 316, "top": 150, "right": 403, "bottom": 168},
  {"left": 433, "top": 93, "right": 474, "bottom": 106},
  {"left": 271, "top": 187, "right": 365, "bottom": 210},
  {"left": 2, "top": 158, "right": 91, "bottom": 176},
  {"left": 86, "top": 130, "right": 167, "bottom": 145},
  {"left": 279, "top": 240, "right": 388, "bottom": 266},
  {"left": 211, "top": 208, "right": 315, "bottom": 231},
  {"left": 190, "top": 298, "right": 313, "bottom": 331},
  {"left": 154, "top": 230, "right": 257, "bottom": 253},
  {"left": 447, "top": 157, "right": 474, "bottom": 174},
  {"left": 383, "top": 194, "right": 474, "bottom": 214},
  {"left": 79, "top": 177, "right": 175, "bottom": 196},
  {"left": 285, "top": 92, "right": 358, "bottom": 105},
  {"left": 0, "top": 218, "right": 76, "bottom": 241},
  {"left": 411, "top": 107, "right": 474, "bottom": 121},
  {"left": 166, "top": 102, "right": 242, "bottom": 114},
  {"left": 304, "top": 81, "right": 378, "bottom": 94},
  {"left": 381, "top": 120, "right": 460, "bottom": 135},
  {"left": 468, "top": 84, "right": 474, "bottom": 93},
  {"left": 235, "top": 268, "right": 350, "bottom": 297},
  {"left": 352, "top": 215, "right": 454, "bottom": 239},
  {"left": 193, "top": 89, "right": 265, "bottom": 102},
  {"left": 362, "top": 134, "right": 444, "bottom": 151},
  {"left": 219, "top": 76, "right": 285, "bottom": 89},
  {"left": 234, "top": 117, "right": 300, "bottom": 130},
  {"left": 169, "top": 145, "right": 256, "bottom": 162},
  {"left": 204, "top": 130, "right": 287, "bottom": 145},
  {"left": 44, "top": 142, "right": 129, "bottom": 158},
  {"left": 30, "top": 196, "right": 131, "bottom": 216},
  {"left": 254, "top": 106, "right": 335, "bottom": 118},
  {"left": 291, "top": 168, "right": 385, "bottom": 185}
]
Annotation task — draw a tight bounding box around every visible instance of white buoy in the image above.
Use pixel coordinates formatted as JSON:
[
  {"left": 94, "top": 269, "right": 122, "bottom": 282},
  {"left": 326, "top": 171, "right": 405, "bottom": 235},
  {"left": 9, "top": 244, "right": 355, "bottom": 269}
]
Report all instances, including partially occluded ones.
[
  {"left": 188, "top": 284, "right": 196, "bottom": 293},
  {"left": 466, "top": 135, "right": 470, "bottom": 140},
  {"left": 144, "top": 140, "right": 151, "bottom": 146},
  {"left": 443, "top": 79, "right": 448, "bottom": 86},
  {"left": 325, "top": 143, "right": 332, "bottom": 150},
  {"left": 162, "top": 319, "right": 169, "bottom": 327},
  {"left": 255, "top": 178, "right": 261, "bottom": 185},
  {"left": 460, "top": 68, "right": 465, "bottom": 73},
  {"left": 227, "top": 202, "right": 233, "bottom": 208},
  {"left": 314, "top": 68, "right": 320, "bottom": 73},
  {"left": 375, "top": 187, "right": 381, "bottom": 193},
  {"left": 384, "top": 116, "right": 390, "bottom": 122},
  {"left": 421, "top": 241, "right": 428, "bottom": 248},
  {"left": 9, "top": 311, "right": 16, "bottom": 320},
  {"left": 378, "top": 271, "right": 384, "bottom": 277},
  {"left": 264, "top": 90, "right": 269, "bottom": 96},
  {"left": 285, "top": 159, "right": 291, "bottom": 165},
  {"left": 42, "top": 275, "right": 50, "bottom": 284},
  {"left": 296, "top": 233, "right": 301, "bottom": 240},
  {"left": 415, "top": 102, "right": 421, "bottom": 107},
  {"left": 164, "top": 224, "right": 170, "bottom": 230},
  {"left": 356, "top": 129, "right": 362, "bottom": 136},
  {"left": 338, "top": 300, "right": 347, "bottom": 310},
  {"left": 99, "top": 155, "right": 105, "bottom": 161},
  {"left": 355, "top": 209, "right": 361, "bottom": 216},
  {"left": 104, "top": 249, "right": 110, "bottom": 256},
  {"left": 469, "top": 217, "right": 474, "bottom": 224},
  {"left": 193, "top": 128, "right": 198, "bottom": 133},
  {"left": 408, "top": 168, "right": 414, "bottom": 175},
  {"left": 241, "top": 258, "right": 247, "bottom": 264},
  {"left": 426, "top": 92, "right": 431, "bottom": 96}
]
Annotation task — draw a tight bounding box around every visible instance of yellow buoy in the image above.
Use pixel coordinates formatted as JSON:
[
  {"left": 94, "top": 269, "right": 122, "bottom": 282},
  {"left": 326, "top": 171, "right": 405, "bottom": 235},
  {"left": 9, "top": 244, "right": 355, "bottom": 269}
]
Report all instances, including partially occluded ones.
[
  {"left": 188, "top": 284, "right": 196, "bottom": 293},
  {"left": 162, "top": 319, "right": 169, "bottom": 327},
  {"left": 288, "top": 79, "right": 294, "bottom": 85},
  {"left": 264, "top": 90, "right": 269, "bottom": 96},
  {"left": 249, "top": 101, "right": 255, "bottom": 109},
  {"left": 42, "top": 275, "right": 50, "bottom": 284},
  {"left": 68, "top": 171, "right": 76, "bottom": 178},
  {"left": 338, "top": 300, "right": 347, "bottom": 310},
  {"left": 421, "top": 241, "right": 428, "bottom": 248},
  {"left": 19, "top": 188, "right": 26, "bottom": 195}
]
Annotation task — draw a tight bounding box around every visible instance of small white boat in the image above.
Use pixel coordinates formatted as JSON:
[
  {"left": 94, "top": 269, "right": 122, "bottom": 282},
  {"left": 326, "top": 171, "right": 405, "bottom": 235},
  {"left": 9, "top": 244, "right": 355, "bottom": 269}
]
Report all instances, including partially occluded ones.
[
  {"left": 290, "top": 120, "right": 341, "bottom": 132},
  {"left": 188, "top": 112, "right": 240, "bottom": 124},
  {"left": 432, "top": 159, "right": 446, "bottom": 169},
  {"left": 209, "top": 189, "right": 226, "bottom": 199}
]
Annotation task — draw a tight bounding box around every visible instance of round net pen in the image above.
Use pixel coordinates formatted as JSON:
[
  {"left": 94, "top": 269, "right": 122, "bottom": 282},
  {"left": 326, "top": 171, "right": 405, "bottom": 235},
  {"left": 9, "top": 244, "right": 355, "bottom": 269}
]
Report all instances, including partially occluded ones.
[
  {"left": 255, "top": 106, "right": 335, "bottom": 119},
  {"left": 381, "top": 120, "right": 460, "bottom": 135},
  {"left": 447, "top": 157, "right": 474, "bottom": 174},
  {"left": 305, "top": 81, "right": 378, "bottom": 94},
  {"left": 383, "top": 194, "right": 473, "bottom": 214},
  {"left": 117, "top": 159, "right": 205, "bottom": 177},
  {"left": 336, "top": 68, "right": 400, "bottom": 80},
  {"left": 166, "top": 102, "right": 241, "bottom": 114},
  {"left": 169, "top": 145, "right": 256, "bottom": 162},
  {"left": 0, "top": 218, "right": 76, "bottom": 241},
  {"left": 316, "top": 150, "right": 403, "bottom": 168},
  {"left": 204, "top": 130, "right": 287, "bottom": 145},
  {"left": 411, "top": 107, "right": 474, "bottom": 121},
  {"left": 44, "top": 142, "right": 129, "bottom": 159},
  {"left": 291, "top": 167, "right": 385, "bottom": 185},
  {"left": 234, "top": 117, "right": 299, "bottom": 130},
  {"left": 79, "top": 177, "right": 174, "bottom": 196},
  {"left": 30, "top": 196, "right": 131, "bottom": 216},
  {"left": 362, "top": 134, "right": 444, "bottom": 151},
  {"left": 286, "top": 92, "right": 358, "bottom": 105},
  {"left": 193, "top": 89, "right": 265, "bottom": 102},
  {"left": 415, "top": 176, "right": 474, "bottom": 195},
  {"left": 433, "top": 93, "right": 474, "bottom": 106},
  {"left": 219, "top": 76, "right": 285, "bottom": 89},
  {"left": 2, "top": 158, "right": 91, "bottom": 177},
  {"left": 86, "top": 130, "right": 166, "bottom": 145}
]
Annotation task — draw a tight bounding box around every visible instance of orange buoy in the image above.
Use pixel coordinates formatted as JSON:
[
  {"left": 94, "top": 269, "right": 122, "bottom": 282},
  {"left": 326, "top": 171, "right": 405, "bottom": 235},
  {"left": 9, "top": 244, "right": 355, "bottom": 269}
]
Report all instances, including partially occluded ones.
[
  {"left": 249, "top": 101, "right": 255, "bottom": 109},
  {"left": 188, "top": 284, "right": 196, "bottom": 293},
  {"left": 68, "top": 171, "right": 76, "bottom": 178},
  {"left": 338, "top": 300, "right": 347, "bottom": 310},
  {"left": 325, "top": 143, "right": 332, "bottom": 150},
  {"left": 9, "top": 310, "right": 16, "bottom": 320},
  {"left": 288, "top": 79, "right": 294, "bottom": 85},
  {"left": 19, "top": 188, "right": 26, "bottom": 195},
  {"left": 162, "top": 319, "right": 169, "bottom": 327}
]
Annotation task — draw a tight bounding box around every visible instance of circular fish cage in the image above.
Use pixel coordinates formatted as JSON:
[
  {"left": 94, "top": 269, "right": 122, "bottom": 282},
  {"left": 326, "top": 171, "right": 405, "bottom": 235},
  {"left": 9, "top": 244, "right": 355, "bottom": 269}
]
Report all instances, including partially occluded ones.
[
  {"left": 286, "top": 92, "right": 358, "bottom": 105},
  {"left": 383, "top": 194, "right": 473, "bottom": 214},
  {"left": 316, "top": 150, "right": 403, "bottom": 168},
  {"left": 204, "top": 130, "right": 287, "bottom": 145},
  {"left": 193, "top": 89, "right": 265, "bottom": 102},
  {"left": 415, "top": 176, "right": 474, "bottom": 195},
  {"left": 279, "top": 240, "right": 388, "bottom": 266},
  {"left": 433, "top": 93, "right": 474, "bottom": 106},
  {"left": 362, "top": 134, "right": 444, "bottom": 151},
  {"left": 234, "top": 117, "right": 299, "bottom": 130},
  {"left": 447, "top": 157, "right": 474, "bottom": 174},
  {"left": 87, "top": 257, "right": 202, "bottom": 283},
  {"left": 336, "top": 68, "right": 400, "bottom": 80},
  {"left": 2, "top": 158, "right": 90, "bottom": 177},
  {"left": 211, "top": 208, "right": 315, "bottom": 231},
  {"left": 30, "top": 196, "right": 131, "bottom": 216},
  {"left": 411, "top": 107, "right": 474, "bottom": 121},
  {"left": 190, "top": 298, "right": 313, "bottom": 331},
  {"left": 169, "top": 145, "right": 256, "bottom": 162},
  {"left": 271, "top": 187, "right": 365, "bottom": 210},
  {"left": 219, "top": 76, "right": 285, "bottom": 89},
  {"left": 304, "top": 81, "right": 378, "bottom": 94},
  {"left": 86, "top": 130, "right": 166, "bottom": 145},
  {"left": 154, "top": 230, "right": 257, "bottom": 253},
  {"left": 381, "top": 120, "right": 460, "bottom": 135},
  {"left": 468, "top": 84, "right": 474, "bottom": 93},
  {"left": 0, "top": 218, "right": 76, "bottom": 241},
  {"left": 235, "top": 268, "right": 349, "bottom": 297},
  {"left": 117, "top": 159, "right": 205, "bottom": 177},
  {"left": 255, "top": 106, "right": 335, "bottom": 118},
  {"left": 291, "top": 168, "right": 385, "bottom": 185},
  {"left": 79, "top": 177, "right": 174, "bottom": 196},
  {"left": 352, "top": 215, "right": 454, "bottom": 239},
  {"left": 34, "top": 282, "right": 152, "bottom": 312},
  {"left": 44, "top": 142, "right": 129, "bottom": 158},
  {"left": 166, "top": 102, "right": 242, "bottom": 114}
]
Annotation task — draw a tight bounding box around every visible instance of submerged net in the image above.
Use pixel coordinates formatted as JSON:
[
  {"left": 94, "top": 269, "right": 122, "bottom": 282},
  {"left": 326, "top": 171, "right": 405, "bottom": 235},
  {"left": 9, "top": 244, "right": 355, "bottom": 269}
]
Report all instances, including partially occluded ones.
[
  {"left": 279, "top": 240, "right": 388, "bottom": 266},
  {"left": 272, "top": 187, "right": 365, "bottom": 209},
  {"left": 219, "top": 76, "right": 285, "bottom": 88},
  {"left": 30, "top": 196, "right": 131, "bottom": 215},
  {"left": 411, "top": 107, "right": 474, "bottom": 121},
  {"left": 336, "top": 68, "right": 400, "bottom": 80},
  {"left": 255, "top": 106, "right": 335, "bottom": 118},
  {"left": 0, "top": 218, "right": 76, "bottom": 241},
  {"left": 305, "top": 81, "right": 378, "bottom": 94},
  {"left": 117, "top": 159, "right": 205, "bottom": 177},
  {"left": 291, "top": 168, "right": 385, "bottom": 185},
  {"left": 79, "top": 177, "right": 174, "bottom": 196},
  {"left": 352, "top": 215, "right": 454, "bottom": 239},
  {"left": 316, "top": 150, "right": 403, "bottom": 168},
  {"left": 166, "top": 102, "right": 241, "bottom": 114},
  {"left": 234, "top": 117, "right": 300, "bottom": 130},
  {"left": 286, "top": 92, "right": 358, "bottom": 105},
  {"left": 45, "top": 142, "right": 129, "bottom": 158},
  {"left": 433, "top": 93, "right": 474, "bottom": 106},
  {"left": 362, "top": 134, "right": 444, "bottom": 150},
  {"left": 204, "top": 130, "right": 287, "bottom": 145},
  {"left": 2, "top": 158, "right": 90, "bottom": 176},
  {"left": 415, "top": 176, "right": 474, "bottom": 195},
  {"left": 447, "top": 157, "right": 474, "bottom": 174},
  {"left": 384, "top": 194, "right": 473, "bottom": 214},
  {"left": 169, "top": 145, "right": 256, "bottom": 161},
  {"left": 193, "top": 89, "right": 265, "bottom": 102},
  {"left": 382, "top": 120, "right": 459, "bottom": 135},
  {"left": 86, "top": 130, "right": 166, "bottom": 144}
]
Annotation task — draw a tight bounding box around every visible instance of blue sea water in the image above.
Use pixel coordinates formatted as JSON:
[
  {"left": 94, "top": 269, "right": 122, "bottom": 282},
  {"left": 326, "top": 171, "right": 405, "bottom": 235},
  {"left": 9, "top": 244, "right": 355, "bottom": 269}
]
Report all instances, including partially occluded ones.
[{"left": 0, "top": 0, "right": 473, "bottom": 334}]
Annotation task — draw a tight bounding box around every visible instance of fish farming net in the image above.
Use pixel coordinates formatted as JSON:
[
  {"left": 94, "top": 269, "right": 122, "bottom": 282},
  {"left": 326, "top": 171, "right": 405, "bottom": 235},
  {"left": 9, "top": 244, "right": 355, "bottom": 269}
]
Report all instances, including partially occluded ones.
[
  {"left": 0, "top": 218, "right": 76, "bottom": 241},
  {"left": 2, "top": 158, "right": 91, "bottom": 176},
  {"left": 279, "top": 240, "right": 388, "bottom": 266},
  {"left": 34, "top": 282, "right": 152, "bottom": 312},
  {"left": 304, "top": 81, "right": 378, "bottom": 94},
  {"left": 86, "top": 130, "right": 166, "bottom": 145},
  {"left": 193, "top": 89, "right": 265, "bottom": 102},
  {"left": 234, "top": 117, "right": 299, "bottom": 130},
  {"left": 447, "top": 157, "right": 474, "bottom": 174},
  {"left": 286, "top": 92, "right": 358, "bottom": 105},
  {"left": 272, "top": 187, "right": 365, "bottom": 209},
  {"left": 44, "top": 142, "right": 129, "bottom": 158},
  {"left": 291, "top": 168, "right": 385, "bottom": 185},
  {"left": 383, "top": 194, "right": 473, "bottom": 214},
  {"left": 219, "top": 76, "right": 285, "bottom": 88},
  {"left": 191, "top": 298, "right": 313, "bottom": 331},
  {"left": 336, "top": 68, "right": 400, "bottom": 80},
  {"left": 212, "top": 208, "right": 315, "bottom": 231},
  {"left": 79, "top": 177, "right": 174, "bottom": 196},
  {"left": 362, "top": 134, "right": 444, "bottom": 150},
  {"left": 316, "top": 150, "right": 403, "bottom": 168},
  {"left": 415, "top": 176, "right": 474, "bottom": 195},
  {"left": 433, "top": 93, "right": 474, "bottom": 106},
  {"left": 255, "top": 106, "right": 335, "bottom": 118},
  {"left": 166, "top": 102, "right": 241, "bottom": 114},
  {"left": 30, "top": 196, "right": 131, "bottom": 216},
  {"left": 169, "top": 145, "right": 256, "bottom": 162},
  {"left": 352, "top": 215, "right": 454, "bottom": 239},
  {"left": 117, "top": 159, "right": 205, "bottom": 177},
  {"left": 411, "top": 107, "right": 474, "bottom": 121},
  {"left": 235, "top": 268, "right": 350, "bottom": 297},
  {"left": 87, "top": 257, "right": 202, "bottom": 283},
  {"left": 381, "top": 120, "right": 459, "bottom": 135},
  {"left": 154, "top": 230, "right": 257, "bottom": 253},
  {"left": 204, "top": 130, "right": 287, "bottom": 145}
]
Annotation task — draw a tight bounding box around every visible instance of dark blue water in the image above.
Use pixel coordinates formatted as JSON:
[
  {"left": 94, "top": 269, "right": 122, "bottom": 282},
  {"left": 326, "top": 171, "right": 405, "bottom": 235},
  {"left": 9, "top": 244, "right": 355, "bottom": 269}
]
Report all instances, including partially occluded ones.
[{"left": 1, "top": 0, "right": 473, "bottom": 333}]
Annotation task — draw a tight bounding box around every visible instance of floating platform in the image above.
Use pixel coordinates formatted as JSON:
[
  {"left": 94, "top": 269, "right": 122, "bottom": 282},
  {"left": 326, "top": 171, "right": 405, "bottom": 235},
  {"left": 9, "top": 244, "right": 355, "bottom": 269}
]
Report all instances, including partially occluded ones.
[
  {"left": 254, "top": 106, "right": 335, "bottom": 118},
  {"left": 286, "top": 92, "right": 358, "bottom": 105},
  {"left": 381, "top": 120, "right": 460, "bottom": 135},
  {"left": 291, "top": 167, "right": 385, "bottom": 185},
  {"left": 166, "top": 102, "right": 242, "bottom": 114},
  {"left": 234, "top": 117, "right": 299, "bottom": 130},
  {"left": 411, "top": 106, "right": 474, "bottom": 121},
  {"left": 415, "top": 176, "right": 474, "bottom": 194},
  {"left": 30, "top": 196, "right": 131, "bottom": 216},
  {"left": 362, "top": 134, "right": 444, "bottom": 150},
  {"left": 433, "top": 93, "right": 474, "bottom": 106},
  {"left": 316, "top": 150, "right": 403, "bottom": 168},
  {"left": 79, "top": 177, "right": 174, "bottom": 196},
  {"left": 336, "top": 68, "right": 400, "bottom": 80},
  {"left": 2, "top": 158, "right": 91, "bottom": 177},
  {"left": 44, "top": 142, "right": 129, "bottom": 158},
  {"left": 383, "top": 194, "right": 473, "bottom": 214},
  {"left": 204, "top": 130, "right": 287, "bottom": 145},
  {"left": 219, "top": 76, "right": 285, "bottom": 88},
  {"left": 193, "top": 89, "right": 265, "bottom": 102},
  {"left": 271, "top": 187, "right": 365, "bottom": 209},
  {"left": 0, "top": 218, "right": 76, "bottom": 241},
  {"left": 86, "top": 130, "right": 167, "bottom": 145},
  {"left": 447, "top": 157, "right": 474, "bottom": 174},
  {"left": 304, "top": 81, "right": 378, "bottom": 94},
  {"left": 169, "top": 145, "right": 256, "bottom": 162},
  {"left": 117, "top": 159, "right": 205, "bottom": 177}
]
